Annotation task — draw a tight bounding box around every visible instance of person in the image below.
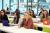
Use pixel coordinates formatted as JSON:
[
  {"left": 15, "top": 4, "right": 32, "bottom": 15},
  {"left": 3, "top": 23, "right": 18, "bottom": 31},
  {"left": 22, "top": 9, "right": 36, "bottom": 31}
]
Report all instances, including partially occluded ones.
[
  {"left": 1, "top": 9, "right": 9, "bottom": 26},
  {"left": 14, "top": 9, "right": 20, "bottom": 24},
  {"left": 21, "top": 11, "right": 34, "bottom": 29},
  {"left": 40, "top": 9, "right": 49, "bottom": 21},
  {"left": 42, "top": 10, "right": 49, "bottom": 25}
]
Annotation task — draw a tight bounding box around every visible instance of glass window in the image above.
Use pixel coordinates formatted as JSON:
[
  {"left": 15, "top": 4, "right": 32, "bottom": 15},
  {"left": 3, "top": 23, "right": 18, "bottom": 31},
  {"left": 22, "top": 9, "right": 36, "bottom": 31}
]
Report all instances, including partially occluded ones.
[
  {"left": 19, "top": 0, "right": 26, "bottom": 13},
  {"left": 24, "top": 0, "right": 27, "bottom": 3},
  {"left": 20, "top": 0, "right": 24, "bottom": 3},
  {"left": 19, "top": 5, "right": 26, "bottom": 13},
  {"left": 3, "top": 0, "right": 9, "bottom": 10},
  {"left": 0, "top": 0, "right": 2, "bottom": 10},
  {"left": 28, "top": 0, "right": 34, "bottom": 2},
  {"left": 32, "top": 3, "right": 37, "bottom": 15},
  {"left": 1, "top": 0, "right": 49, "bottom": 15},
  {"left": 19, "top": 0, "right": 27, "bottom": 15},
  {"left": 32, "top": 0, "right": 34, "bottom": 2},
  {"left": 28, "top": 0, "right": 31, "bottom": 2},
  {"left": 11, "top": 0, "right": 18, "bottom": 12},
  {"left": 11, "top": 0, "right": 14, "bottom": 3},
  {"left": 39, "top": 0, "right": 46, "bottom": 2}
]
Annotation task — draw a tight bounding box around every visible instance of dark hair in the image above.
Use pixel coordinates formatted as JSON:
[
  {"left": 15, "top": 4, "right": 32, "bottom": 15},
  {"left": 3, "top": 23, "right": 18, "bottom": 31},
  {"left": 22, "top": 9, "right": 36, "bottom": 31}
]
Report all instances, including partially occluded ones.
[
  {"left": 1, "top": 9, "right": 9, "bottom": 24},
  {"left": 1, "top": 9, "right": 6, "bottom": 15},
  {"left": 39, "top": 9, "right": 45, "bottom": 16},
  {"left": 31, "top": 10, "right": 36, "bottom": 18},
  {"left": 43, "top": 10, "right": 48, "bottom": 18},
  {"left": 15, "top": 9, "right": 20, "bottom": 15},
  {"left": 15, "top": 9, "right": 19, "bottom": 12},
  {"left": 31, "top": 10, "right": 34, "bottom": 14}
]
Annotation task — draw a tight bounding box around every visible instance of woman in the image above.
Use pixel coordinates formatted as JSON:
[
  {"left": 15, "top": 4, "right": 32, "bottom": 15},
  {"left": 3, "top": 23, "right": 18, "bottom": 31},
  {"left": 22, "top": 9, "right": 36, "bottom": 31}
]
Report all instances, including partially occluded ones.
[
  {"left": 21, "top": 11, "right": 34, "bottom": 29},
  {"left": 42, "top": 10, "right": 49, "bottom": 25},
  {"left": 1, "top": 9, "right": 9, "bottom": 26},
  {"left": 14, "top": 9, "right": 20, "bottom": 24}
]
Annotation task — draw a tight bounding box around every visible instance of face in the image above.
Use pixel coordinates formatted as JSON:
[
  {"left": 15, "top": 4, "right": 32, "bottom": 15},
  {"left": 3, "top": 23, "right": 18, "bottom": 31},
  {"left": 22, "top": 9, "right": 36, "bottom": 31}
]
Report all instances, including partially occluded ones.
[
  {"left": 31, "top": 11, "right": 33, "bottom": 15},
  {"left": 44, "top": 11, "right": 47, "bottom": 15},
  {"left": 24, "top": 12, "right": 29, "bottom": 17},
  {"left": 24, "top": 11, "right": 30, "bottom": 18},
  {"left": 14, "top": 13, "right": 16, "bottom": 17},
  {"left": 1, "top": 11, "right": 4, "bottom": 16}
]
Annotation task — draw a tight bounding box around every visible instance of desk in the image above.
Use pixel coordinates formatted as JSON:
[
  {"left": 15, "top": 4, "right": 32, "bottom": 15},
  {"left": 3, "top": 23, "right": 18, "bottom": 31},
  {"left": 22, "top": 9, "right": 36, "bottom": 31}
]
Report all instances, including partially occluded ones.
[
  {"left": 34, "top": 23, "right": 50, "bottom": 33},
  {"left": 0, "top": 25, "right": 47, "bottom": 33}
]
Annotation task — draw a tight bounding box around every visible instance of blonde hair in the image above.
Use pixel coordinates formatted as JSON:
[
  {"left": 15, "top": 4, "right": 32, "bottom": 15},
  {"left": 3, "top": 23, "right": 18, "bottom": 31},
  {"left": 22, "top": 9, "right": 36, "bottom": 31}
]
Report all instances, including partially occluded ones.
[{"left": 24, "top": 11, "right": 32, "bottom": 22}]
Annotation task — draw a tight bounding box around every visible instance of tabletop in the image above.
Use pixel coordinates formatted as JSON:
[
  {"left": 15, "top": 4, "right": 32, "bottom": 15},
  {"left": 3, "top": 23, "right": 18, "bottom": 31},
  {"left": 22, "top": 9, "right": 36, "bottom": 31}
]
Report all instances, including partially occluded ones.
[{"left": 0, "top": 25, "right": 48, "bottom": 33}]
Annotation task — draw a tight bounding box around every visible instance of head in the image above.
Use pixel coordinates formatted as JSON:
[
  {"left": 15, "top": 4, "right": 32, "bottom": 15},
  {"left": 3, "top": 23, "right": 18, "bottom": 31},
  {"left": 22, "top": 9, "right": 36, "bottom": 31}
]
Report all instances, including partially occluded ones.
[
  {"left": 14, "top": 13, "right": 16, "bottom": 17},
  {"left": 15, "top": 9, "right": 20, "bottom": 18},
  {"left": 43, "top": 10, "right": 48, "bottom": 18},
  {"left": 24, "top": 11, "right": 29, "bottom": 17},
  {"left": 1, "top": 9, "right": 6, "bottom": 16},
  {"left": 24, "top": 11, "right": 31, "bottom": 19},
  {"left": 15, "top": 9, "right": 20, "bottom": 13},
  {"left": 43, "top": 10, "right": 48, "bottom": 15},
  {"left": 15, "top": 9, "right": 20, "bottom": 15}
]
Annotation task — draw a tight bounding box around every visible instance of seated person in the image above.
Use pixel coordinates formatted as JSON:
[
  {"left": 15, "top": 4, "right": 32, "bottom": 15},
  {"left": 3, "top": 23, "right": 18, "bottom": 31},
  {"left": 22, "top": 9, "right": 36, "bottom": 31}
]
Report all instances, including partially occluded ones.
[
  {"left": 42, "top": 10, "right": 49, "bottom": 25},
  {"left": 13, "top": 9, "right": 20, "bottom": 24},
  {"left": 21, "top": 11, "right": 34, "bottom": 29},
  {"left": 1, "top": 9, "right": 9, "bottom": 26}
]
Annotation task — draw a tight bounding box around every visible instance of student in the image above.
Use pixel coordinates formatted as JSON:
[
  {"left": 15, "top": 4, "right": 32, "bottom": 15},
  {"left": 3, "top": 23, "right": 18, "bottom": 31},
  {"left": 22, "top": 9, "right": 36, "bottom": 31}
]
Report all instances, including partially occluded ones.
[
  {"left": 42, "top": 10, "right": 49, "bottom": 25},
  {"left": 1, "top": 9, "right": 9, "bottom": 26},
  {"left": 21, "top": 11, "right": 34, "bottom": 29},
  {"left": 14, "top": 9, "right": 20, "bottom": 24}
]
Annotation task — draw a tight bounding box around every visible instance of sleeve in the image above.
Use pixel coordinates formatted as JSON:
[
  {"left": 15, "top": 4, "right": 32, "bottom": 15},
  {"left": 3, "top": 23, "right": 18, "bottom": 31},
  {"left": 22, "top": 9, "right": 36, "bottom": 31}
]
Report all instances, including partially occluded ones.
[{"left": 6, "top": 15, "right": 9, "bottom": 23}]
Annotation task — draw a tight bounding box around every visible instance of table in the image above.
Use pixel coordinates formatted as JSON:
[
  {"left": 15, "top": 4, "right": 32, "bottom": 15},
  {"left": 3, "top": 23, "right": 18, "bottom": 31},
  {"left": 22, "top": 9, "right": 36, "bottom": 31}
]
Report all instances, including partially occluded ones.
[
  {"left": 0, "top": 24, "right": 48, "bottom": 33},
  {"left": 34, "top": 23, "right": 50, "bottom": 33}
]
